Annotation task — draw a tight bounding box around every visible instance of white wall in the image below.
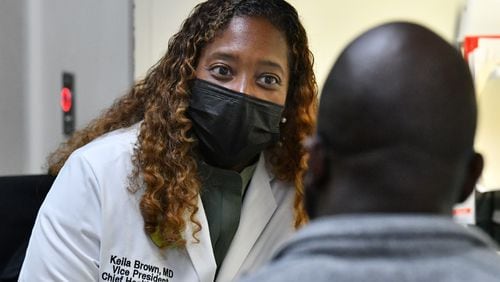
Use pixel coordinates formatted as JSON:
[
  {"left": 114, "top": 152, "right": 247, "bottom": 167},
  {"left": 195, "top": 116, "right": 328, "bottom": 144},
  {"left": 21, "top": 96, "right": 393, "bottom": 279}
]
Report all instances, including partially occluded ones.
[
  {"left": 134, "top": 0, "right": 201, "bottom": 80},
  {"left": 0, "top": 0, "right": 134, "bottom": 175},
  {"left": 289, "top": 0, "right": 466, "bottom": 88},
  {"left": 0, "top": 0, "right": 28, "bottom": 174}
]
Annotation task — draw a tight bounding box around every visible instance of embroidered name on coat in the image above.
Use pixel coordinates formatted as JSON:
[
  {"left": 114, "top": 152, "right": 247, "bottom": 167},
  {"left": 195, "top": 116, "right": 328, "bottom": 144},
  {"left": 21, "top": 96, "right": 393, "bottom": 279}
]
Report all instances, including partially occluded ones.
[{"left": 101, "top": 254, "right": 175, "bottom": 282}]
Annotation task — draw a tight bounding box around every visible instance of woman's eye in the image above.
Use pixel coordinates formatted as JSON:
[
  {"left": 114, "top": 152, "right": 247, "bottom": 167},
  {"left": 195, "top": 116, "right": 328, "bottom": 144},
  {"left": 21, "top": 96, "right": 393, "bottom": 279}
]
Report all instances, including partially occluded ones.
[
  {"left": 209, "top": 65, "right": 232, "bottom": 78},
  {"left": 258, "top": 75, "right": 280, "bottom": 88}
]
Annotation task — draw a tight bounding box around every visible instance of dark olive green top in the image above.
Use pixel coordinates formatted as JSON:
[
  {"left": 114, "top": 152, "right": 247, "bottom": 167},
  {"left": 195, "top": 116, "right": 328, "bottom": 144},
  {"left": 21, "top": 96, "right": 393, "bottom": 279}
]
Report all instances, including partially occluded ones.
[{"left": 198, "top": 161, "right": 257, "bottom": 272}]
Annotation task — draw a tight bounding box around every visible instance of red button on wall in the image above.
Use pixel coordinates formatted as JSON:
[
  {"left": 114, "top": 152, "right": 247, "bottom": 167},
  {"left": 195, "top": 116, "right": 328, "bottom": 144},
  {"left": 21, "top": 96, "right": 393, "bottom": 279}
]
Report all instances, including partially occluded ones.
[{"left": 60, "top": 87, "right": 72, "bottom": 112}]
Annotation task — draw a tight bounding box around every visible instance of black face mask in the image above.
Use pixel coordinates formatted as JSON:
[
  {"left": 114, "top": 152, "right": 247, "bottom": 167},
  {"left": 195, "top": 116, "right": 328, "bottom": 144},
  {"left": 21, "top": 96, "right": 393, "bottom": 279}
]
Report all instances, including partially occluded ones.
[{"left": 188, "top": 79, "right": 284, "bottom": 169}]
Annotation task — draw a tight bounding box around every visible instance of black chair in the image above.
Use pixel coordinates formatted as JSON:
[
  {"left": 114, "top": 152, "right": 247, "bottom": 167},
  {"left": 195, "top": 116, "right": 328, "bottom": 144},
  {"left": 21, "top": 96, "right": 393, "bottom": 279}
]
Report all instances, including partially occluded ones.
[
  {"left": 476, "top": 190, "right": 500, "bottom": 245},
  {"left": 0, "top": 174, "right": 55, "bottom": 281}
]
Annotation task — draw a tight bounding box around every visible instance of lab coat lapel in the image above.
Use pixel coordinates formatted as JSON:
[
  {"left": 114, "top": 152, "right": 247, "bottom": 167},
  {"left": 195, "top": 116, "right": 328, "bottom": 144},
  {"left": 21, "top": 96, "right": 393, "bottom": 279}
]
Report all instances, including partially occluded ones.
[
  {"left": 216, "top": 154, "right": 277, "bottom": 281},
  {"left": 184, "top": 195, "right": 217, "bottom": 282}
]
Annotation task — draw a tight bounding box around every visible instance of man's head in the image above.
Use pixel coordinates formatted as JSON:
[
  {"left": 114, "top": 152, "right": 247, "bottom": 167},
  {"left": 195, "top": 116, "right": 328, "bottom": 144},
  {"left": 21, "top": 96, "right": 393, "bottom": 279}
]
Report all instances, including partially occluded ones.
[{"left": 305, "top": 22, "right": 483, "bottom": 218}]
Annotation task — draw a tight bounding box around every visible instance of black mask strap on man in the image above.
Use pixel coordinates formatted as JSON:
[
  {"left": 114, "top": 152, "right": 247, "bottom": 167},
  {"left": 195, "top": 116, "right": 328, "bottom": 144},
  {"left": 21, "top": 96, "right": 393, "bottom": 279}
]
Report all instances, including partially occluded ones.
[{"left": 187, "top": 79, "right": 284, "bottom": 170}]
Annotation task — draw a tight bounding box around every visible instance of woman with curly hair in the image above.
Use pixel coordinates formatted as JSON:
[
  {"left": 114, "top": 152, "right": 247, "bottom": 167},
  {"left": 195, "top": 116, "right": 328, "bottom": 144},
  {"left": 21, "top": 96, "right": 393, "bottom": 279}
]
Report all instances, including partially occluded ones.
[{"left": 20, "top": 0, "right": 317, "bottom": 281}]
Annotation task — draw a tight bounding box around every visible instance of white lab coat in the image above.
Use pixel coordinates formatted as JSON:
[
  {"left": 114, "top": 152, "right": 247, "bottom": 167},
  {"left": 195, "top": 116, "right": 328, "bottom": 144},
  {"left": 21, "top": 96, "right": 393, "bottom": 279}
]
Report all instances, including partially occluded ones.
[{"left": 19, "top": 123, "right": 295, "bottom": 282}]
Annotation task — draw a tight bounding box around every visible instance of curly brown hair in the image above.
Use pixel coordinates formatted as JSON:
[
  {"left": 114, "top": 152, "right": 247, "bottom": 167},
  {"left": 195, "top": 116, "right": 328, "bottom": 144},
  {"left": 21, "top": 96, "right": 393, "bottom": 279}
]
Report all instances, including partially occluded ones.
[{"left": 47, "top": 0, "right": 317, "bottom": 248}]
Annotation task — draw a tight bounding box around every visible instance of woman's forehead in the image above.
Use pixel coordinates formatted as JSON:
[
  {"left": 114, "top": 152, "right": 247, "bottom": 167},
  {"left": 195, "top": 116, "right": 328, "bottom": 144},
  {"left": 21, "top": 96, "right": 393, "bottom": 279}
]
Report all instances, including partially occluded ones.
[{"left": 201, "top": 16, "right": 289, "bottom": 68}]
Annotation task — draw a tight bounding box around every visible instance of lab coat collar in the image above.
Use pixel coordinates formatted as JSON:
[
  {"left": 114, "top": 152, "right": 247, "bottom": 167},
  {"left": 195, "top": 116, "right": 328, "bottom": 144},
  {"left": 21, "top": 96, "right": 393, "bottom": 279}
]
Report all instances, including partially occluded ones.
[
  {"left": 184, "top": 196, "right": 217, "bottom": 282},
  {"left": 216, "top": 153, "right": 277, "bottom": 281}
]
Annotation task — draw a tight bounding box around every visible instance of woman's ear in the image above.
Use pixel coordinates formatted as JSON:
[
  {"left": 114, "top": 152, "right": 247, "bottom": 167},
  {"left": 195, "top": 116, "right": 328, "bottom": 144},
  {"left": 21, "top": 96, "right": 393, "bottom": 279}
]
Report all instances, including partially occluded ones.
[{"left": 458, "top": 152, "right": 484, "bottom": 203}]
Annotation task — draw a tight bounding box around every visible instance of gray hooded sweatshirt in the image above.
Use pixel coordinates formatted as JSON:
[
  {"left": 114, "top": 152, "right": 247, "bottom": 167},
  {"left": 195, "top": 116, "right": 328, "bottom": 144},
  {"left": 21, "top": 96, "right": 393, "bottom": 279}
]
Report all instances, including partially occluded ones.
[{"left": 239, "top": 215, "right": 500, "bottom": 282}]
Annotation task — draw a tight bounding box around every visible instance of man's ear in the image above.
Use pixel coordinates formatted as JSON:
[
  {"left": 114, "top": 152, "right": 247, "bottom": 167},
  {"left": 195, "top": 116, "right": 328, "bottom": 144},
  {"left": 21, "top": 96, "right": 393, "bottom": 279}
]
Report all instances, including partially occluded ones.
[
  {"left": 304, "top": 137, "right": 328, "bottom": 190},
  {"left": 304, "top": 136, "right": 329, "bottom": 218},
  {"left": 458, "top": 152, "right": 484, "bottom": 203}
]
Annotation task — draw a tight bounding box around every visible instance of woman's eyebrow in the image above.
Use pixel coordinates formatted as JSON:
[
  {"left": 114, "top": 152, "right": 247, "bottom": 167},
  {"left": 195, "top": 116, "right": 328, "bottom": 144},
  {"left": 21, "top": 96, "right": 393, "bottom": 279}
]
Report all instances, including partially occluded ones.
[
  {"left": 257, "top": 59, "right": 286, "bottom": 75},
  {"left": 207, "top": 51, "right": 237, "bottom": 62}
]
